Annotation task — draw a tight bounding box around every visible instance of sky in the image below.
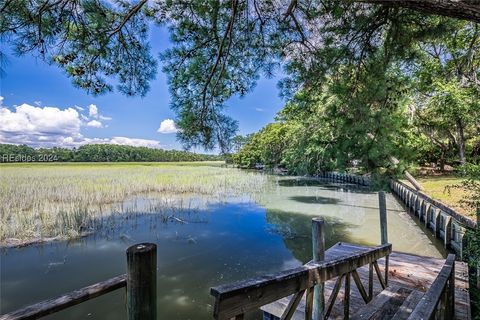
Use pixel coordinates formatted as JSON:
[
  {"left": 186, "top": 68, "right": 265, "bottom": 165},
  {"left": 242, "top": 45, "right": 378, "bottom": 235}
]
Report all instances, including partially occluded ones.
[{"left": 0, "top": 26, "right": 285, "bottom": 152}]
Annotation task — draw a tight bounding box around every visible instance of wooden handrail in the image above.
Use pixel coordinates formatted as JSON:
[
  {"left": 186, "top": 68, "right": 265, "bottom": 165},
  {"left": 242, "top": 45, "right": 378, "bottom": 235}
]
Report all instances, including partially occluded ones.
[
  {"left": 0, "top": 275, "right": 127, "bottom": 320},
  {"left": 210, "top": 243, "right": 392, "bottom": 320},
  {"left": 407, "top": 253, "right": 456, "bottom": 320}
]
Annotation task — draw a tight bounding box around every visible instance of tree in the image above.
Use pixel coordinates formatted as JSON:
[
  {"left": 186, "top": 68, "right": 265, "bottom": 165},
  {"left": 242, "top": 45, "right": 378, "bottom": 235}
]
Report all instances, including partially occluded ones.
[
  {"left": 412, "top": 20, "right": 480, "bottom": 166},
  {"left": 1, "top": 0, "right": 479, "bottom": 151},
  {"left": 235, "top": 51, "right": 414, "bottom": 176}
]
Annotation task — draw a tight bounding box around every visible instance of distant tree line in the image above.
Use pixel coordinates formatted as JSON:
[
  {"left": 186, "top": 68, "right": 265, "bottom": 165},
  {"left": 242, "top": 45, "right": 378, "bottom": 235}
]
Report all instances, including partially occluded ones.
[{"left": 0, "top": 144, "right": 222, "bottom": 163}]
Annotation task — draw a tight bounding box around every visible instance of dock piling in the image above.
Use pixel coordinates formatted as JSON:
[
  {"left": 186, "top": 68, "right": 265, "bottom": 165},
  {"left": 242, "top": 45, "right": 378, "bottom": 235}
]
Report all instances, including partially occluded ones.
[
  {"left": 126, "top": 243, "right": 157, "bottom": 320},
  {"left": 378, "top": 191, "right": 389, "bottom": 286}
]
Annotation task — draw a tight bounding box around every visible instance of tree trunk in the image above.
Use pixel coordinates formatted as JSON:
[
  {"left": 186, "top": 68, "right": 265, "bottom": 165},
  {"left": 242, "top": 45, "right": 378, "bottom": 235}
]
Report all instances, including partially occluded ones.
[
  {"left": 456, "top": 118, "right": 466, "bottom": 165},
  {"left": 357, "top": 0, "right": 480, "bottom": 23},
  {"left": 439, "top": 152, "right": 445, "bottom": 172}
]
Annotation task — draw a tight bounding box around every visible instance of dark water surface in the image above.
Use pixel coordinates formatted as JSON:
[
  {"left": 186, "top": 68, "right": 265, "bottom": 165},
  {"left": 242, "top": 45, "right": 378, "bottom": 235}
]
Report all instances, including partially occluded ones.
[{"left": 1, "top": 178, "right": 446, "bottom": 319}]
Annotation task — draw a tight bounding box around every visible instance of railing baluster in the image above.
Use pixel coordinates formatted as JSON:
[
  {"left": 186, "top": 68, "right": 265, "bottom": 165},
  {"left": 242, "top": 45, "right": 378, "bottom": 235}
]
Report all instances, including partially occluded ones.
[
  {"left": 351, "top": 270, "right": 368, "bottom": 303},
  {"left": 305, "top": 286, "right": 314, "bottom": 320},
  {"left": 446, "top": 260, "right": 455, "bottom": 319},
  {"left": 324, "top": 274, "right": 344, "bottom": 320},
  {"left": 280, "top": 290, "right": 306, "bottom": 320},
  {"left": 368, "top": 263, "right": 373, "bottom": 301},
  {"left": 385, "top": 255, "right": 389, "bottom": 287},
  {"left": 373, "top": 261, "right": 386, "bottom": 290},
  {"left": 344, "top": 273, "right": 350, "bottom": 319}
]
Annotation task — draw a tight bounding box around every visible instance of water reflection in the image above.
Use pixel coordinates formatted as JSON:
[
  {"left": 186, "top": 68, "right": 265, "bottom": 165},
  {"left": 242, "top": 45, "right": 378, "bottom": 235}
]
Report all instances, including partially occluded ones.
[{"left": 266, "top": 209, "right": 363, "bottom": 263}]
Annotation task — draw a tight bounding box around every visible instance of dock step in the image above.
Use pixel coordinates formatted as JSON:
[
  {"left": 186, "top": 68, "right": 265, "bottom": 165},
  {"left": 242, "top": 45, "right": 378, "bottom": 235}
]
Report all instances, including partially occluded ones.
[
  {"left": 351, "top": 285, "right": 423, "bottom": 320},
  {"left": 391, "top": 290, "right": 424, "bottom": 320}
]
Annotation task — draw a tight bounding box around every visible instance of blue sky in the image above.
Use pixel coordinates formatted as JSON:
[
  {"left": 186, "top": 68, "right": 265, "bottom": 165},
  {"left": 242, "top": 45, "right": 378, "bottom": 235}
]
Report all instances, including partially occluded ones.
[{"left": 0, "top": 26, "right": 284, "bottom": 152}]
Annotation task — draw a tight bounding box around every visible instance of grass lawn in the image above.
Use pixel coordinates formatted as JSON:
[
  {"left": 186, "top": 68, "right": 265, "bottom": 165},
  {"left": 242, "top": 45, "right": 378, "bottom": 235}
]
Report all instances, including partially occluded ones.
[{"left": 401, "top": 176, "right": 475, "bottom": 218}]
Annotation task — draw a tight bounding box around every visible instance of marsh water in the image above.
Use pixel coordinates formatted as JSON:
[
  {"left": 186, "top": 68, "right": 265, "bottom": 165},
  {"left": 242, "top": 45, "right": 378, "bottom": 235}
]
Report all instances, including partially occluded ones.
[{"left": 0, "top": 175, "right": 446, "bottom": 319}]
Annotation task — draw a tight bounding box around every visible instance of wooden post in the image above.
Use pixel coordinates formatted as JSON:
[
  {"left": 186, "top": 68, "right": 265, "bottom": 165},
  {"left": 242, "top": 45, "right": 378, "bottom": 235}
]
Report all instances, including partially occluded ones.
[
  {"left": 126, "top": 243, "right": 157, "bottom": 320},
  {"left": 446, "top": 258, "right": 455, "bottom": 319},
  {"left": 344, "top": 273, "right": 350, "bottom": 319},
  {"left": 444, "top": 216, "right": 452, "bottom": 248},
  {"left": 312, "top": 218, "right": 325, "bottom": 320},
  {"left": 379, "top": 191, "right": 389, "bottom": 286},
  {"left": 379, "top": 192, "right": 388, "bottom": 245},
  {"left": 434, "top": 209, "right": 441, "bottom": 238}
]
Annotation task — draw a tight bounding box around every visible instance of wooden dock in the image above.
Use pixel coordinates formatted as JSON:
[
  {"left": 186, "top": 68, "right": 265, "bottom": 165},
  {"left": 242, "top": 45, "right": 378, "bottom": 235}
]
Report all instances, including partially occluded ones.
[
  {"left": 260, "top": 245, "right": 470, "bottom": 319},
  {"left": 210, "top": 208, "right": 472, "bottom": 320}
]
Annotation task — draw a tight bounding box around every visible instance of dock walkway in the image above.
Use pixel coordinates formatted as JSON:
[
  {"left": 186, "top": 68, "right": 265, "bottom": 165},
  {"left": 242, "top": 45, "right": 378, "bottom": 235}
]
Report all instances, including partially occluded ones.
[{"left": 260, "top": 243, "right": 470, "bottom": 319}]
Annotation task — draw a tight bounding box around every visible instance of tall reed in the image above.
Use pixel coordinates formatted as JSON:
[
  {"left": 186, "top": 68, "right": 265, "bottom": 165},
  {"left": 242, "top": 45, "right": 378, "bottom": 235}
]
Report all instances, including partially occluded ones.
[{"left": 0, "top": 162, "right": 266, "bottom": 242}]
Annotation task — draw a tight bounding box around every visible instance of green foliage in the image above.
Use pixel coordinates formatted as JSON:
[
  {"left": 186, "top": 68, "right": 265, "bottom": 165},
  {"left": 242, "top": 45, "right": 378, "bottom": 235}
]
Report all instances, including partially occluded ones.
[
  {"left": 233, "top": 123, "right": 290, "bottom": 168},
  {"left": 1, "top": 0, "right": 156, "bottom": 96},
  {"left": 0, "top": 144, "right": 221, "bottom": 162},
  {"left": 412, "top": 21, "right": 480, "bottom": 167},
  {"left": 234, "top": 53, "right": 414, "bottom": 176},
  {"left": 2, "top": 1, "right": 471, "bottom": 150}
]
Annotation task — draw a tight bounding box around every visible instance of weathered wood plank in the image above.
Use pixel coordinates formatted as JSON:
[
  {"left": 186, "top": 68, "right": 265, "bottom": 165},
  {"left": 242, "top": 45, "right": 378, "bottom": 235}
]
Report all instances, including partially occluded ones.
[
  {"left": 407, "top": 254, "right": 456, "bottom": 320},
  {"left": 0, "top": 275, "right": 127, "bottom": 320},
  {"left": 350, "top": 285, "right": 412, "bottom": 320},
  {"left": 390, "top": 290, "right": 424, "bottom": 320}
]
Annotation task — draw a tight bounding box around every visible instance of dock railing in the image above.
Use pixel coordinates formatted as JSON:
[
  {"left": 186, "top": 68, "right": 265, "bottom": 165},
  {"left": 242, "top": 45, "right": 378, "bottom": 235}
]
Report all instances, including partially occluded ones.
[
  {"left": 408, "top": 253, "right": 456, "bottom": 320},
  {"left": 210, "top": 215, "right": 392, "bottom": 320},
  {"left": 0, "top": 243, "right": 157, "bottom": 320}
]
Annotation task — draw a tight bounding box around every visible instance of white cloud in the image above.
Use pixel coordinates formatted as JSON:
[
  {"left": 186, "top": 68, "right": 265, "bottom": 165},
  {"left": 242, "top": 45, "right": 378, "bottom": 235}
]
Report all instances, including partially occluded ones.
[
  {"left": 255, "top": 108, "right": 264, "bottom": 112},
  {"left": 157, "top": 119, "right": 179, "bottom": 134},
  {"left": 88, "top": 104, "right": 98, "bottom": 118},
  {"left": 86, "top": 120, "right": 103, "bottom": 128},
  {"left": 34, "top": 101, "right": 42, "bottom": 106},
  {"left": 99, "top": 115, "right": 112, "bottom": 121},
  {"left": 0, "top": 101, "right": 160, "bottom": 149},
  {"left": 0, "top": 96, "right": 3, "bottom": 106},
  {"left": 75, "top": 105, "right": 85, "bottom": 111},
  {"left": 0, "top": 104, "right": 81, "bottom": 138}
]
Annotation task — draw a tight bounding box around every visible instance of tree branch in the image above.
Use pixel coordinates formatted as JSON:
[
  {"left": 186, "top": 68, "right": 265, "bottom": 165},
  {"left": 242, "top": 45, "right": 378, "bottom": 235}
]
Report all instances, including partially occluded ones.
[{"left": 356, "top": 0, "right": 480, "bottom": 23}]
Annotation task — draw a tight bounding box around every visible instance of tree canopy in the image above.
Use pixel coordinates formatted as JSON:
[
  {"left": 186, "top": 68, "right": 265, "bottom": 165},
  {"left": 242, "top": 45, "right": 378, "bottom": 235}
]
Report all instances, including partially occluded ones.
[{"left": 1, "top": 0, "right": 479, "bottom": 153}]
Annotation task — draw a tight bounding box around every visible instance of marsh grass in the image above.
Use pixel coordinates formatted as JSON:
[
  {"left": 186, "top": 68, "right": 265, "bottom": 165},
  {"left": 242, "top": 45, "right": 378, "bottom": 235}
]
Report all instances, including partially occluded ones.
[{"left": 0, "top": 162, "right": 267, "bottom": 243}]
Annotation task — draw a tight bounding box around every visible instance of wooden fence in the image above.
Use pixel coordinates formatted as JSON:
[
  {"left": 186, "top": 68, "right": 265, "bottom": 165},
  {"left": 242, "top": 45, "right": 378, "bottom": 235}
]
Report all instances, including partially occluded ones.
[
  {"left": 390, "top": 179, "right": 476, "bottom": 259},
  {"left": 0, "top": 243, "right": 157, "bottom": 320},
  {"left": 320, "top": 172, "right": 371, "bottom": 187}
]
